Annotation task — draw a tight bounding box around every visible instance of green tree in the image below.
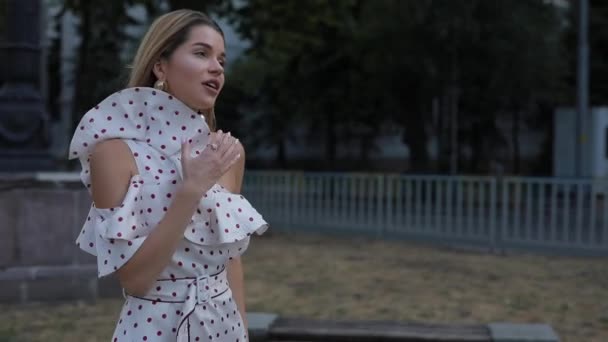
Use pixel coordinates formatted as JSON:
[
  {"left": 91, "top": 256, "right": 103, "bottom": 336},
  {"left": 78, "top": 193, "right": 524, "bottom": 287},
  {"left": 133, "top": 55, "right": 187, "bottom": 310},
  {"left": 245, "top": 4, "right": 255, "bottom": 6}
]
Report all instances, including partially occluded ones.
[
  {"left": 55, "top": 0, "right": 149, "bottom": 135},
  {"left": 223, "top": 0, "right": 392, "bottom": 169},
  {"left": 53, "top": 0, "right": 576, "bottom": 174},
  {"left": 50, "top": 0, "right": 228, "bottom": 143},
  {"left": 222, "top": 0, "right": 567, "bottom": 173},
  {"left": 363, "top": 0, "right": 566, "bottom": 174}
]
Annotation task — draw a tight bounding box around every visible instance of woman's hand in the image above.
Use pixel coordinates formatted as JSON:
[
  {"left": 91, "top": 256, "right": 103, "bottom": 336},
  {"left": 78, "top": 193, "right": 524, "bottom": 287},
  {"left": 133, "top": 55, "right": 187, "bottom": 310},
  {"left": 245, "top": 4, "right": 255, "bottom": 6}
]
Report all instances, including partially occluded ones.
[{"left": 180, "top": 130, "right": 241, "bottom": 197}]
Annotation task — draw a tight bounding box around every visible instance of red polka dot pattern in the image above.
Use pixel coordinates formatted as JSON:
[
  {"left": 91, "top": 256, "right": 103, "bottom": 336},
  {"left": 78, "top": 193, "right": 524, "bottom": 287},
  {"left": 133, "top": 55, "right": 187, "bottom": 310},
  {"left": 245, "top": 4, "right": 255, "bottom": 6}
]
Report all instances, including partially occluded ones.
[{"left": 69, "top": 87, "right": 266, "bottom": 341}]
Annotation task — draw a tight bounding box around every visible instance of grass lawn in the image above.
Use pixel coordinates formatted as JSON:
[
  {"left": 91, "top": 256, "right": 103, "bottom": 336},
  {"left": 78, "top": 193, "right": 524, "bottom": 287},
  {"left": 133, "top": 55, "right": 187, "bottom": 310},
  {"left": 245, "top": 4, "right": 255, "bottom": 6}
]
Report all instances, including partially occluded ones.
[{"left": 0, "top": 231, "right": 607, "bottom": 341}]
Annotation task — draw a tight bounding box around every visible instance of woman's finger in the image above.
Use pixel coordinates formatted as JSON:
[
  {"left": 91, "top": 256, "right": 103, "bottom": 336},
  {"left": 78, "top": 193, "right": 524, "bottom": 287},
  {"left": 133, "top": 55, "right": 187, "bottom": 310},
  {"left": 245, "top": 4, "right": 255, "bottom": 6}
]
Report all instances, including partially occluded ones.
[
  {"left": 181, "top": 139, "right": 190, "bottom": 163},
  {"left": 204, "top": 132, "right": 220, "bottom": 153},
  {"left": 220, "top": 138, "right": 238, "bottom": 161},
  {"left": 218, "top": 131, "right": 229, "bottom": 148}
]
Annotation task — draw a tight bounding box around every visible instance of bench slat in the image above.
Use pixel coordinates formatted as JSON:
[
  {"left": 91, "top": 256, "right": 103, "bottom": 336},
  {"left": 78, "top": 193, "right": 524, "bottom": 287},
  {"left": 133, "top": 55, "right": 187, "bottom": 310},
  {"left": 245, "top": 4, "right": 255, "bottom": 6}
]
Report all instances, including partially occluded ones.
[{"left": 269, "top": 317, "right": 491, "bottom": 341}]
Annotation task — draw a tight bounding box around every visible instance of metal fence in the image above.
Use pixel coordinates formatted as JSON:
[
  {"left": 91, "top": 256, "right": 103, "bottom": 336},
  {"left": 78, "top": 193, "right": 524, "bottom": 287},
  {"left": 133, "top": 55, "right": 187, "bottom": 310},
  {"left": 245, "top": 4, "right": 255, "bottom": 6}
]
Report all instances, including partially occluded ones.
[{"left": 242, "top": 171, "right": 608, "bottom": 256}]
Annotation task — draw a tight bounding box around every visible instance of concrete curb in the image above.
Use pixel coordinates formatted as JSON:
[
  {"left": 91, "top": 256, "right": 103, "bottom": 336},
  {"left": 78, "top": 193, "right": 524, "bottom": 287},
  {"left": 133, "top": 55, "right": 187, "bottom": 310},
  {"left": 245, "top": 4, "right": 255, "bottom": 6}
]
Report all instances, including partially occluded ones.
[
  {"left": 488, "top": 322, "right": 560, "bottom": 342},
  {"left": 247, "top": 312, "right": 279, "bottom": 342}
]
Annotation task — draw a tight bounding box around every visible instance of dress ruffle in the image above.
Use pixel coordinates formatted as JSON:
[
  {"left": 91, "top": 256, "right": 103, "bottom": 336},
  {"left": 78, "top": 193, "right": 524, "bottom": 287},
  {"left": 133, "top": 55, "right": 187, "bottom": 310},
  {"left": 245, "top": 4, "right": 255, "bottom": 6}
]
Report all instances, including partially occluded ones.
[
  {"left": 76, "top": 175, "right": 150, "bottom": 277},
  {"left": 185, "top": 184, "right": 269, "bottom": 245},
  {"left": 70, "top": 87, "right": 269, "bottom": 277}
]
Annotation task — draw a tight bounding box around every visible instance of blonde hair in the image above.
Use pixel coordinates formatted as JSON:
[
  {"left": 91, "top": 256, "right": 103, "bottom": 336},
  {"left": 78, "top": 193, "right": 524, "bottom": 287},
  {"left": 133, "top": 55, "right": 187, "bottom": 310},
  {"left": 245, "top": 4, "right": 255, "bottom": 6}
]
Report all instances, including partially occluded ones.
[{"left": 127, "top": 9, "right": 224, "bottom": 131}]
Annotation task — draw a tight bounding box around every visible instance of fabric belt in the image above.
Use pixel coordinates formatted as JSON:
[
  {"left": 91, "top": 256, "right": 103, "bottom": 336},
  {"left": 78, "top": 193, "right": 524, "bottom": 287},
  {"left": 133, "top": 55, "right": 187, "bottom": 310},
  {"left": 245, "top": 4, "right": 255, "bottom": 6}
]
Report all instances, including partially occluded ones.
[{"left": 126, "top": 267, "right": 229, "bottom": 341}]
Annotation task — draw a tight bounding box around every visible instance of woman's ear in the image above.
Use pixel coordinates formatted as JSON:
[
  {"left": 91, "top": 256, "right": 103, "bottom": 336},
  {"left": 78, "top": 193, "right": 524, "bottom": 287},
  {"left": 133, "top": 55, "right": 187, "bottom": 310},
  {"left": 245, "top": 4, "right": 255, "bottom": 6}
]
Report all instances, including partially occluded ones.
[{"left": 152, "top": 59, "right": 167, "bottom": 81}]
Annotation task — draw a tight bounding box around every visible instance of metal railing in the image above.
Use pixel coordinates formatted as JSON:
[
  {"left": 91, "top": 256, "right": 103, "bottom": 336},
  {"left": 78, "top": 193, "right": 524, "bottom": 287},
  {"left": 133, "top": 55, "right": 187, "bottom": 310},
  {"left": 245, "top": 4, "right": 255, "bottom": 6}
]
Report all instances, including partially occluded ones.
[{"left": 242, "top": 171, "right": 608, "bottom": 256}]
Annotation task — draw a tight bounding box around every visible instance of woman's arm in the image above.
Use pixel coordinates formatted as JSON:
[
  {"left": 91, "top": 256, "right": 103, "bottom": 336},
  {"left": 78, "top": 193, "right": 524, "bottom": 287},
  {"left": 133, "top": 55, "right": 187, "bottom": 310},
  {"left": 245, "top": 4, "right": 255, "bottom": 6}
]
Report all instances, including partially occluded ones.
[
  {"left": 227, "top": 256, "right": 248, "bottom": 329},
  {"left": 220, "top": 142, "right": 249, "bottom": 329},
  {"left": 91, "top": 139, "right": 205, "bottom": 296},
  {"left": 91, "top": 133, "right": 240, "bottom": 296}
]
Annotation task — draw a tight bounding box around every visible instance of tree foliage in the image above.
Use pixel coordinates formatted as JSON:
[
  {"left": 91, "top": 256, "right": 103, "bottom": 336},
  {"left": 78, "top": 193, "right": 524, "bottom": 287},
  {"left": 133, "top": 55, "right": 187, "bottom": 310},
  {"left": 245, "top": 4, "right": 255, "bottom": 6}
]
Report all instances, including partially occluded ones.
[
  {"left": 49, "top": 0, "right": 608, "bottom": 174},
  {"left": 223, "top": 0, "right": 568, "bottom": 173},
  {"left": 49, "top": 0, "right": 227, "bottom": 135}
]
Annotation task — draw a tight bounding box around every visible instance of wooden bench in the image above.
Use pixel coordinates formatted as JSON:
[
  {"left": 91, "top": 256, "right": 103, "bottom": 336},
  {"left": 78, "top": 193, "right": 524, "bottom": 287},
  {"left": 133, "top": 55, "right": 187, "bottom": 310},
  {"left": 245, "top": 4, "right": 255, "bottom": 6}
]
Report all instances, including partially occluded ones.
[
  {"left": 248, "top": 313, "right": 560, "bottom": 342},
  {"left": 266, "top": 317, "right": 490, "bottom": 341}
]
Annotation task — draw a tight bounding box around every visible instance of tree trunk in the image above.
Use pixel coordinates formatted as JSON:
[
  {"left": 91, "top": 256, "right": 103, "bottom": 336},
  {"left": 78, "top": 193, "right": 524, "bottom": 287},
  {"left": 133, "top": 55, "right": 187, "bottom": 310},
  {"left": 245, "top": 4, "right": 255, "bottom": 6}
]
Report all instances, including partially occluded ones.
[
  {"left": 431, "top": 96, "right": 443, "bottom": 173},
  {"left": 276, "top": 136, "right": 286, "bottom": 168},
  {"left": 438, "top": 93, "right": 451, "bottom": 173},
  {"left": 325, "top": 109, "right": 336, "bottom": 170},
  {"left": 71, "top": 2, "right": 91, "bottom": 133},
  {"left": 449, "top": 85, "right": 460, "bottom": 174},
  {"left": 402, "top": 110, "right": 429, "bottom": 173},
  {"left": 469, "top": 122, "right": 483, "bottom": 173},
  {"left": 512, "top": 110, "right": 521, "bottom": 174}
]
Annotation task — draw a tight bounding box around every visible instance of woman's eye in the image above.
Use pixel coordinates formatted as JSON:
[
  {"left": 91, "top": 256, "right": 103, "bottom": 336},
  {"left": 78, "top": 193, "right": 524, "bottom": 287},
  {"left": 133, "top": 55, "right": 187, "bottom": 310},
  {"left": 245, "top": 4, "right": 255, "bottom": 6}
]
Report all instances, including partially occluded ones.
[{"left": 195, "top": 51, "right": 206, "bottom": 57}]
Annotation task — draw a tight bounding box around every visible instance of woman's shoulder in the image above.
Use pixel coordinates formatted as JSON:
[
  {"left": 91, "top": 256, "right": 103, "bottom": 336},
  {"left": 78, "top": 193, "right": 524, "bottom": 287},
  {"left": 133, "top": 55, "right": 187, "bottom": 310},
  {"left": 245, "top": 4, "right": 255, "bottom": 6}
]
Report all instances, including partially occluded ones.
[
  {"left": 209, "top": 131, "right": 246, "bottom": 155},
  {"left": 92, "top": 139, "right": 133, "bottom": 162}
]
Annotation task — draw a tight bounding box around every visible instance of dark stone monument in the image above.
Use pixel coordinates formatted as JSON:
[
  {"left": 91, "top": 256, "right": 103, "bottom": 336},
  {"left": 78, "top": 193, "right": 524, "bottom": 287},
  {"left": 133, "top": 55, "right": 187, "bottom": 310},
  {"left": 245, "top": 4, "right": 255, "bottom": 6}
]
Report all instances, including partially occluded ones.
[{"left": 0, "top": 0, "right": 54, "bottom": 171}]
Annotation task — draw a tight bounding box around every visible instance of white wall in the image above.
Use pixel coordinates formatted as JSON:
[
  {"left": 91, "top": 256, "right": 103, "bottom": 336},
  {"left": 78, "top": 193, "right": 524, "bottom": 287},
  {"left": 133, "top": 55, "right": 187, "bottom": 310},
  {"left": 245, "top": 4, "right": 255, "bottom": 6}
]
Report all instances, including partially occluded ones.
[
  {"left": 552, "top": 106, "right": 608, "bottom": 178},
  {"left": 590, "top": 107, "right": 608, "bottom": 178},
  {"left": 553, "top": 107, "right": 578, "bottom": 177}
]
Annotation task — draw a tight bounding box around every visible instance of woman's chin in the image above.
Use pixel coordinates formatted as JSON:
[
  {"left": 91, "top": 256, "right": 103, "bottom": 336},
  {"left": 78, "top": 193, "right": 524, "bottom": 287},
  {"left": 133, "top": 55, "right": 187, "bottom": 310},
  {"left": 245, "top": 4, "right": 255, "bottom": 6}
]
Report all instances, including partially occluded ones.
[
  {"left": 184, "top": 100, "right": 214, "bottom": 113},
  {"left": 198, "top": 104, "right": 215, "bottom": 113},
  {"left": 195, "top": 98, "right": 216, "bottom": 111}
]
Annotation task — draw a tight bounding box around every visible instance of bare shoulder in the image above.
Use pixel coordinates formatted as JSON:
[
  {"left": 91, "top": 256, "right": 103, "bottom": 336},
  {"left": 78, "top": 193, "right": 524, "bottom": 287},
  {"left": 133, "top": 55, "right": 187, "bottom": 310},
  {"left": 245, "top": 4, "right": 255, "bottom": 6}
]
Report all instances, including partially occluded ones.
[
  {"left": 91, "top": 139, "right": 135, "bottom": 170},
  {"left": 217, "top": 135, "right": 246, "bottom": 193},
  {"left": 231, "top": 140, "right": 246, "bottom": 187},
  {"left": 90, "top": 139, "right": 137, "bottom": 208},
  {"left": 210, "top": 131, "right": 245, "bottom": 156},
  {"left": 235, "top": 139, "right": 245, "bottom": 157}
]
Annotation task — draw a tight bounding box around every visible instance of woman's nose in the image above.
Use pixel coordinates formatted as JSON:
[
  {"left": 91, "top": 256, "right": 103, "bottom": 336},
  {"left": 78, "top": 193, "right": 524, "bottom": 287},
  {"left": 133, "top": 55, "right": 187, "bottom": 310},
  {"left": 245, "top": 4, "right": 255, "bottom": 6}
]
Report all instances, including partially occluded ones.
[{"left": 209, "top": 59, "right": 224, "bottom": 74}]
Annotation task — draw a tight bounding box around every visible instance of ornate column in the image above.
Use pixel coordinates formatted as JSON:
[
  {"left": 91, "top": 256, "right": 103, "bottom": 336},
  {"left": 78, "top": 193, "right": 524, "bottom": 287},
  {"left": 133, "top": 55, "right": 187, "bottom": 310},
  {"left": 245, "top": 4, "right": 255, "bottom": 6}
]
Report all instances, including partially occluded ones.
[{"left": 0, "top": 0, "right": 53, "bottom": 171}]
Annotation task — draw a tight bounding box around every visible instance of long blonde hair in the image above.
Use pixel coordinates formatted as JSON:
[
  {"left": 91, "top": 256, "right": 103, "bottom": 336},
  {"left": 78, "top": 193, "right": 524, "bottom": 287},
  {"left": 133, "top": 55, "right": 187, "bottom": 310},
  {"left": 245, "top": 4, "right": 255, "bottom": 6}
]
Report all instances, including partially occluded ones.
[{"left": 127, "top": 9, "right": 224, "bottom": 131}]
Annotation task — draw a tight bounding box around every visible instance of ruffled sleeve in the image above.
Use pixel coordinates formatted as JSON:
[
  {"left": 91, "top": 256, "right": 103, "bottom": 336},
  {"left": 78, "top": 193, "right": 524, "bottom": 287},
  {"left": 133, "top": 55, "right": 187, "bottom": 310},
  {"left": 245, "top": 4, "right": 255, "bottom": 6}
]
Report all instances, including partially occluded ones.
[
  {"left": 184, "top": 185, "right": 269, "bottom": 246},
  {"left": 75, "top": 175, "right": 151, "bottom": 277},
  {"left": 176, "top": 132, "right": 269, "bottom": 247}
]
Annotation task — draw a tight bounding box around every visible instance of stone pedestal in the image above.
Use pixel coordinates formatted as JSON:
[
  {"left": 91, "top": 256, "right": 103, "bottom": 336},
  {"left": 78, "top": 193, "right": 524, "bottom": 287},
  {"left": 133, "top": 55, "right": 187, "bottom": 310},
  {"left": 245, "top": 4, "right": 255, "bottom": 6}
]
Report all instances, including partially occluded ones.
[{"left": 0, "top": 0, "right": 54, "bottom": 171}]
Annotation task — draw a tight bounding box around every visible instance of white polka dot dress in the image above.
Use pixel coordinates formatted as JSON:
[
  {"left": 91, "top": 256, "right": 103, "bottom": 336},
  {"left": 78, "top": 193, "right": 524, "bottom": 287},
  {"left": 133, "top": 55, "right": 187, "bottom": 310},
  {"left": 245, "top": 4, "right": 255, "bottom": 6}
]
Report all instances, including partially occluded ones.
[{"left": 69, "top": 87, "right": 269, "bottom": 341}]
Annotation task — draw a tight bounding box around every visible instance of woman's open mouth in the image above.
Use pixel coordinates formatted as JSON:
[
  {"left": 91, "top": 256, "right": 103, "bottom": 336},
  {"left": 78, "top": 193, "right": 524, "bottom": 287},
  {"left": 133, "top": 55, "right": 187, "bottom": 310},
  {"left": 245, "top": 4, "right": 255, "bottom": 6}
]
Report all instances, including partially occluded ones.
[{"left": 202, "top": 80, "right": 219, "bottom": 94}]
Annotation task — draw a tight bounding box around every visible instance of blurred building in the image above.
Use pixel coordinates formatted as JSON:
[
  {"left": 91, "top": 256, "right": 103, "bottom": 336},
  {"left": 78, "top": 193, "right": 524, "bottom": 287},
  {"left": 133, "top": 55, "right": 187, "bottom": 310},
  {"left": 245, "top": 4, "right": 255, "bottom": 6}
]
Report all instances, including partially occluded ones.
[{"left": 554, "top": 107, "right": 608, "bottom": 179}]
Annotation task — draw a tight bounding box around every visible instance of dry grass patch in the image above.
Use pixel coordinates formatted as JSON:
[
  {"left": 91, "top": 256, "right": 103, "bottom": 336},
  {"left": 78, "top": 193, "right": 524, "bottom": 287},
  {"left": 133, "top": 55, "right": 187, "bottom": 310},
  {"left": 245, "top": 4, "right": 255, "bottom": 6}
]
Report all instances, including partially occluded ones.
[{"left": 1, "top": 231, "right": 607, "bottom": 342}]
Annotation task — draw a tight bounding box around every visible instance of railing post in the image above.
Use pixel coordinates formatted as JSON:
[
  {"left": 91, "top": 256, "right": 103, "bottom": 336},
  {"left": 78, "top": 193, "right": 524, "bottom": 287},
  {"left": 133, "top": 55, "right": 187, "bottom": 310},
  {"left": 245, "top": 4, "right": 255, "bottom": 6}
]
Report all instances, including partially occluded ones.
[
  {"left": 376, "top": 174, "right": 385, "bottom": 239},
  {"left": 386, "top": 174, "right": 394, "bottom": 235},
  {"left": 286, "top": 172, "right": 292, "bottom": 229},
  {"left": 489, "top": 177, "right": 497, "bottom": 253},
  {"left": 500, "top": 176, "right": 508, "bottom": 254}
]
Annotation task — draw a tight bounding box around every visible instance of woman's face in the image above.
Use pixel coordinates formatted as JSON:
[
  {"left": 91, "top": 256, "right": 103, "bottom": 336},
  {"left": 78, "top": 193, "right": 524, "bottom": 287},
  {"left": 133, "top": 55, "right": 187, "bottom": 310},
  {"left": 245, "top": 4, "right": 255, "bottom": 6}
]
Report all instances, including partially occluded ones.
[{"left": 155, "top": 25, "right": 226, "bottom": 111}]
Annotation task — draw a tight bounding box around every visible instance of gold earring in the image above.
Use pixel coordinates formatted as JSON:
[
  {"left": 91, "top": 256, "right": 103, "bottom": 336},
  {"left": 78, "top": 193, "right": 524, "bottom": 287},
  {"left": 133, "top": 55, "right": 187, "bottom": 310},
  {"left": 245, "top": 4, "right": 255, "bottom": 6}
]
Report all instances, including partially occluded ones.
[{"left": 154, "top": 80, "right": 166, "bottom": 91}]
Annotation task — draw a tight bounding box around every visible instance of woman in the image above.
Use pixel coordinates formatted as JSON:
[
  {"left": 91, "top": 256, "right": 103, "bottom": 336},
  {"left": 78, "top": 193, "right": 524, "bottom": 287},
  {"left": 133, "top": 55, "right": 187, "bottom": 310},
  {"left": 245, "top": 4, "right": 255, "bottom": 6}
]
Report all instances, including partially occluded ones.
[{"left": 69, "top": 9, "right": 268, "bottom": 341}]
